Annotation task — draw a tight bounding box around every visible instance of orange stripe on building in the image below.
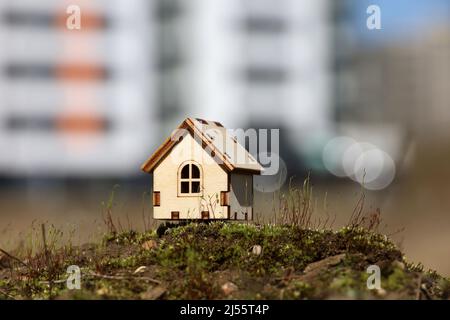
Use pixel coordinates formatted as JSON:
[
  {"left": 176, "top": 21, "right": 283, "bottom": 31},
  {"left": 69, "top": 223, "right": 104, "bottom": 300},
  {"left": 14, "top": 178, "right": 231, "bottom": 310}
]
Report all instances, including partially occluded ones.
[{"left": 54, "top": 64, "right": 106, "bottom": 81}]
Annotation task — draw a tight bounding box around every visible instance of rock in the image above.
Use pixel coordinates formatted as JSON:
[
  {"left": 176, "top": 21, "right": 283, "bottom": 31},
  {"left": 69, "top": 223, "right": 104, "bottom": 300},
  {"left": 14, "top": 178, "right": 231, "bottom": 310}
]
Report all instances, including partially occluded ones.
[
  {"left": 142, "top": 240, "right": 158, "bottom": 250},
  {"left": 251, "top": 245, "right": 262, "bottom": 255},
  {"left": 392, "top": 260, "right": 405, "bottom": 270},
  {"left": 133, "top": 266, "right": 147, "bottom": 274},
  {"left": 303, "top": 254, "right": 346, "bottom": 274},
  {"left": 376, "top": 288, "right": 387, "bottom": 297},
  {"left": 96, "top": 287, "right": 108, "bottom": 296},
  {"left": 221, "top": 282, "right": 238, "bottom": 296},
  {"left": 300, "top": 254, "right": 346, "bottom": 282},
  {"left": 140, "top": 286, "right": 166, "bottom": 300}
]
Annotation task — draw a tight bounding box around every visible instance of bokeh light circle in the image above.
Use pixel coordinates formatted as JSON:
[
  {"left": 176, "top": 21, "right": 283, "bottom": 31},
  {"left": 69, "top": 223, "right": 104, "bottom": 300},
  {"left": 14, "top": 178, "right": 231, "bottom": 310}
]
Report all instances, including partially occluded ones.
[
  {"left": 323, "top": 137, "right": 396, "bottom": 190},
  {"left": 322, "top": 136, "right": 357, "bottom": 177},
  {"left": 354, "top": 149, "right": 396, "bottom": 190},
  {"left": 342, "top": 142, "right": 377, "bottom": 180},
  {"left": 254, "top": 153, "right": 287, "bottom": 193}
]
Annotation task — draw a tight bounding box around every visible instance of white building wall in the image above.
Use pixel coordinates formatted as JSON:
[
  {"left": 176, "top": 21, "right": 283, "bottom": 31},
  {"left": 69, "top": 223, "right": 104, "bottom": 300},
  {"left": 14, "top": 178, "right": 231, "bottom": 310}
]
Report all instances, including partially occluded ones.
[
  {"left": 162, "top": 0, "right": 333, "bottom": 161},
  {"left": 0, "top": 0, "right": 157, "bottom": 177},
  {"left": 153, "top": 133, "right": 229, "bottom": 219}
]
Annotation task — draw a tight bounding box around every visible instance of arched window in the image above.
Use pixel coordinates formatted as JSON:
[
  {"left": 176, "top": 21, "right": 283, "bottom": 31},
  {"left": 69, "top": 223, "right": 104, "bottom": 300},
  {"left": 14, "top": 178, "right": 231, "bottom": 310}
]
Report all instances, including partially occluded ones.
[{"left": 179, "top": 162, "right": 202, "bottom": 195}]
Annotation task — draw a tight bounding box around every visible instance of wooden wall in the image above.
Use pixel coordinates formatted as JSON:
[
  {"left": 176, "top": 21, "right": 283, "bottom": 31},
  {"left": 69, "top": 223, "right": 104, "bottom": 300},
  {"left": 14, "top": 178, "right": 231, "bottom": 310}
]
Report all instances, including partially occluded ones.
[{"left": 153, "top": 133, "right": 228, "bottom": 219}]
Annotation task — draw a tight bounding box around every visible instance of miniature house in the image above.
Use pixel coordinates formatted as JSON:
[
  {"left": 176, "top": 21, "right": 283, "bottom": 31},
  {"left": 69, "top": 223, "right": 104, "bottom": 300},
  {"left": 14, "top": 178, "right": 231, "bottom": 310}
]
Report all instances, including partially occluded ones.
[{"left": 141, "top": 118, "right": 263, "bottom": 220}]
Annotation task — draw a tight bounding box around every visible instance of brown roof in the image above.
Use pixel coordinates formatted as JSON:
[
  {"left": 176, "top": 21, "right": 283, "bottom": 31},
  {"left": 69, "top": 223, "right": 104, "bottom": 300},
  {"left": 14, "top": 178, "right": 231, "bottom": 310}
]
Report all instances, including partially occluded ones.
[{"left": 141, "top": 118, "right": 263, "bottom": 174}]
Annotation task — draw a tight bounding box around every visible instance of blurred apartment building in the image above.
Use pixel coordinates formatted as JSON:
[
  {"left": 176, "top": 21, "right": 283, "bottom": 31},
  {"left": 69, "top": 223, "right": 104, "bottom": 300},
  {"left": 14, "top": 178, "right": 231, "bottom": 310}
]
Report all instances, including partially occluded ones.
[
  {"left": 335, "top": 2, "right": 450, "bottom": 149},
  {"left": 0, "top": 0, "right": 155, "bottom": 177},
  {"left": 0, "top": 0, "right": 333, "bottom": 178},
  {"left": 154, "top": 0, "right": 333, "bottom": 171}
]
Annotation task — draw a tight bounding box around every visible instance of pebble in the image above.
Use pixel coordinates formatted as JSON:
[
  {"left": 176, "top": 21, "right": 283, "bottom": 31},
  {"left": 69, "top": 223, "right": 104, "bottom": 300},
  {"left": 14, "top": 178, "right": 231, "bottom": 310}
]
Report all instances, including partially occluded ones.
[
  {"left": 251, "top": 245, "right": 262, "bottom": 255},
  {"left": 221, "top": 282, "right": 238, "bottom": 295},
  {"left": 142, "top": 240, "right": 158, "bottom": 250}
]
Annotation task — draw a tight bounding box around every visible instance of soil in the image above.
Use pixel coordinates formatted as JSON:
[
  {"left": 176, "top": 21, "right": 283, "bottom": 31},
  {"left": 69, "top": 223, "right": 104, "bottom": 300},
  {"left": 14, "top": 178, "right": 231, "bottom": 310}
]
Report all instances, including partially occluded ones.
[{"left": 0, "top": 222, "right": 449, "bottom": 300}]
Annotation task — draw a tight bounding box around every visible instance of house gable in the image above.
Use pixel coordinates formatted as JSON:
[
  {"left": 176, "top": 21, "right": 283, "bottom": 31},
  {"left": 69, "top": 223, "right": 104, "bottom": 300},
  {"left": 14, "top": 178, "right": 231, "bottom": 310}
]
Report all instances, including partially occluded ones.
[
  {"left": 152, "top": 132, "right": 229, "bottom": 219},
  {"left": 147, "top": 126, "right": 229, "bottom": 175},
  {"left": 141, "top": 118, "right": 263, "bottom": 174}
]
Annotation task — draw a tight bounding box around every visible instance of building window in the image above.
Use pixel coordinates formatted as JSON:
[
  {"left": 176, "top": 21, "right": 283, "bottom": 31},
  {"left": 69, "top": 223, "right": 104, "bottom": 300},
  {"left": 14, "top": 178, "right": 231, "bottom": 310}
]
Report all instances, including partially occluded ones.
[
  {"left": 171, "top": 211, "right": 179, "bottom": 220},
  {"left": 201, "top": 211, "right": 209, "bottom": 219},
  {"left": 153, "top": 191, "right": 160, "bottom": 206},
  {"left": 220, "top": 191, "right": 229, "bottom": 206},
  {"left": 179, "top": 162, "right": 202, "bottom": 196}
]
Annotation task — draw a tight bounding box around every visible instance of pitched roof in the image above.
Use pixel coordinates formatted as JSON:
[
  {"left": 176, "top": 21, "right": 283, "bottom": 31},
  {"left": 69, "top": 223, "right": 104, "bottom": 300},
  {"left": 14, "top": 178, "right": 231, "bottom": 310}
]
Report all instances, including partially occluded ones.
[{"left": 141, "top": 118, "right": 263, "bottom": 174}]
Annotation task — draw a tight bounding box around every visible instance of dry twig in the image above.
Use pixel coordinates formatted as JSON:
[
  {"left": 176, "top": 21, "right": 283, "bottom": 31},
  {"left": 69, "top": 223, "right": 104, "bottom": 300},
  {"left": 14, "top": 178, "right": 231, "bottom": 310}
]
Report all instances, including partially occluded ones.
[
  {"left": 0, "top": 288, "right": 16, "bottom": 300},
  {"left": 87, "top": 271, "right": 161, "bottom": 285},
  {"left": 0, "top": 248, "right": 28, "bottom": 268}
]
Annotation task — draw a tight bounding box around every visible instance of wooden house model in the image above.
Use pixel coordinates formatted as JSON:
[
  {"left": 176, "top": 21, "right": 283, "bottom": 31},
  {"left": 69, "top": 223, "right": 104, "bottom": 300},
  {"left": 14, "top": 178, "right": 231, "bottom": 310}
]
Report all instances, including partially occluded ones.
[{"left": 141, "top": 118, "right": 263, "bottom": 220}]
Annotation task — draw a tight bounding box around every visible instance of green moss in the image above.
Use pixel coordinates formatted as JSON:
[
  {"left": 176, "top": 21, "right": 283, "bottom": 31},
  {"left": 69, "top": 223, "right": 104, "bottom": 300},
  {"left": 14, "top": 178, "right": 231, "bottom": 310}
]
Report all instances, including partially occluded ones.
[
  {"left": 103, "top": 255, "right": 140, "bottom": 269},
  {"left": 284, "top": 281, "right": 314, "bottom": 299},
  {"left": 103, "top": 230, "right": 156, "bottom": 246},
  {"left": 385, "top": 267, "right": 409, "bottom": 291},
  {"left": 2, "top": 222, "right": 447, "bottom": 300}
]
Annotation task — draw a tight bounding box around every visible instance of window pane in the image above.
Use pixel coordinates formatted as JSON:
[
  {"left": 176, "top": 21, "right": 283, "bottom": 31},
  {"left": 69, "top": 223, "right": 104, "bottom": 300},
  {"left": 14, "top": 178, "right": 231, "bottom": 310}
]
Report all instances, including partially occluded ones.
[
  {"left": 191, "top": 181, "right": 200, "bottom": 193},
  {"left": 181, "top": 181, "right": 189, "bottom": 193},
  {"left": 191, "top": 164, "right": 200, "bottom": 178},
  {"left": 181, "top": 164, "right": 189, "bottom": 178}
]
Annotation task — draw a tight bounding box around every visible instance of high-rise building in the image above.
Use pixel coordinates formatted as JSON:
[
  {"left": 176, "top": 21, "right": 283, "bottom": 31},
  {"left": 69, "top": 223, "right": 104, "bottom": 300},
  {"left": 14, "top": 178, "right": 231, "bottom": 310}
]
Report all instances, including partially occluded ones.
[
  {"left": 334, "top": 1, "right": 450, "bottom": 144},
  {"left": 0, "top": 0, "right": 156, "bottom": 177},
  {"left": 0, "top": 0, "right": 334, "bottom": 177},
  {"left": 154, "top": 0, "right": 333, "bottom": 170}
]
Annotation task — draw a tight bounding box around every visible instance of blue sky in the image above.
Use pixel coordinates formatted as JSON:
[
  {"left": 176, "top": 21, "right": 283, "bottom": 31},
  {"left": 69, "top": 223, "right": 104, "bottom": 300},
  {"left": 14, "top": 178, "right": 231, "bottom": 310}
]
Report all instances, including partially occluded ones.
[{"left": 350, "top": 0, "right": 450, "bottom": 47}]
